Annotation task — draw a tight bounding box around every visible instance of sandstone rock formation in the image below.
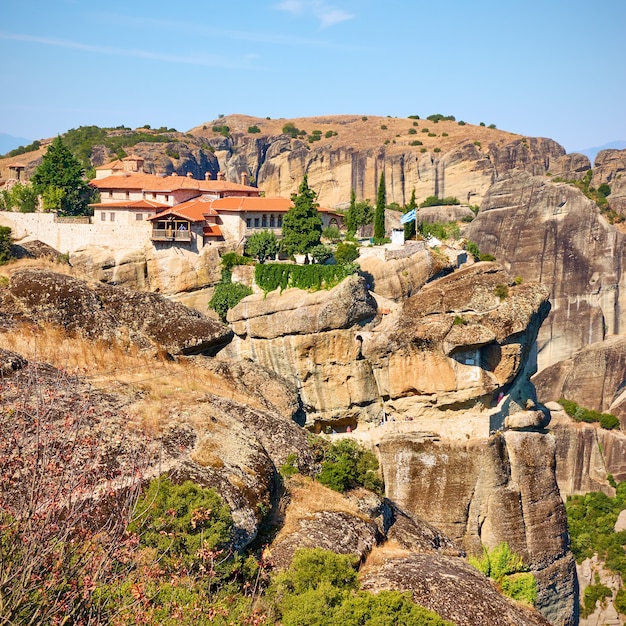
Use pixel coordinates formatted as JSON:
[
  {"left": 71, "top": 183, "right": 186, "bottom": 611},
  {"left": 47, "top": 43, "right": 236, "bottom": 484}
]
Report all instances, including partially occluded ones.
[
  {"left": 466, "top": 171, "right": 626, "bottom": 371},
  {"left": 5, "top": 268, "right": 232, "bottom": 355},
  {"left": 592, "top": 149, "right": 626, "bottom": 218},
  {"left": 533, "top": 335, "right": 626, "bottom": 425}
]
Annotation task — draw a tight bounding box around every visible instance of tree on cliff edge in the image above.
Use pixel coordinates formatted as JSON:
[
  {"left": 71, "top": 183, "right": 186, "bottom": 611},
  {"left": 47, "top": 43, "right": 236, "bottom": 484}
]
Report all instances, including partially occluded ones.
[
  {"left": 374, "top": 171, "right": 386, "bottom": 240},
  {"left": 31, "top": 136, "right": 91, "bottom": 216},
  {"left": 281, "top": 175, "right": 323, "bottom": 257}
]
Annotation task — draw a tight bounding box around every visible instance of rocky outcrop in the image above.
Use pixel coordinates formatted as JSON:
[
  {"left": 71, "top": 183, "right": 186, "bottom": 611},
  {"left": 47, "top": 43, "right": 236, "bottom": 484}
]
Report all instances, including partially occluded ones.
[
  {"left": 549, "top": 153, "right": 591, "bottom": 180},
  {"left": 533, "top": 336, "right": 626, "bottom": 424},
  {"left": 376, "top": 430, "right": 578, "bottom": 626},
  {"left": 6, "top": 269, "right": 232, "bottom": 355},
  {"left": 466, "top": 171, "right": 626, "bottom": 371},
  {"left": 226, "top": 262, "right": 549, "bottom": 429},
  {"left": 547, "top": 405, "right": 626, "bottom": 496},
  {"left": 592, "top": 149, "right": 626, "bottom": 218},
  {"left": 361, "top": 553, "right": 552, "bottom": 626},
  {"left": 69, "top": 243, "right": 224, "bottom": 296}
]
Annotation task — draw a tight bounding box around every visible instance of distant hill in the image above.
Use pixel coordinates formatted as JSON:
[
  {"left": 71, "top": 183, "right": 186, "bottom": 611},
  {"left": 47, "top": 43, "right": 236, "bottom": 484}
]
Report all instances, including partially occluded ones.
[
  {"left": 574, "top": 140, "right": 626, "bottom": 163},
  {"left": 0, "top": 133, "right": 32, "bottom": 156}
]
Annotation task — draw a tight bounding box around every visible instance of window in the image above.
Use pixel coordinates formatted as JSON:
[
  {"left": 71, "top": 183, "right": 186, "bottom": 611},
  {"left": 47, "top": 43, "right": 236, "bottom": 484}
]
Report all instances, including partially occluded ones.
[
  {"left": 277, "top": 215, "right": 283, "bottom": 227},
  {"left": 270, "top": 215, "right": 275, "bottom": 228},
  {"left": 125, "top": 191, "right": 130, "bottom": 200},
  {"left": 110, "top": 213, "right": 115, "bottom": 222},
  {"left": 254, "top": 218, "right": 260, "bottom": 228},
  {"left": 165, "top": 195, "right": 170, "bottom": 202},
  {"left": 152, "top": 193, "right": 157, "bottom": 199},
  {"left": 261, "top": 214, "right": 267, "bottom": 227},
  {"left": 135, "top": 213, "right": 143, "bottom": 221},
  {"left": 100, "top": 212, "right": 106, "bottom": 221},
  {"left": 246, "top": 218, "right": 252, "bottom": 228},
  {"left": 108, "top": 191, "right": 113, "bottom": 198}
]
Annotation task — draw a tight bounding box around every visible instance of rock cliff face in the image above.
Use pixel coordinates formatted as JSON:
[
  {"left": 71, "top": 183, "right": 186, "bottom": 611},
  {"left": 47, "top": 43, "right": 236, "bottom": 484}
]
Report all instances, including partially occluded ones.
[
  {"left": 592, "top": 149, "right": 626, "bottom": 218},
  {"left": 466, "top": 171, "right": 626, "bottom": 371},
  {"left": 226, "top": 260, "right": 550, "bottom": 430},
  {"left": 533, "top": 336, "right": 626, "bottom": 425}
]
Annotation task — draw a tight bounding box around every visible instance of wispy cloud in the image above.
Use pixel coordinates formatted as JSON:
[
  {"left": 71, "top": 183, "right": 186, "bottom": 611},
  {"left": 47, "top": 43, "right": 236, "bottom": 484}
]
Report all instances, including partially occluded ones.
[
  {"left": 274, "top": 1, "right": 354, "bottom": 27},
  {"left": 0, "top": 32, "right": 257, "bottom": 70}
]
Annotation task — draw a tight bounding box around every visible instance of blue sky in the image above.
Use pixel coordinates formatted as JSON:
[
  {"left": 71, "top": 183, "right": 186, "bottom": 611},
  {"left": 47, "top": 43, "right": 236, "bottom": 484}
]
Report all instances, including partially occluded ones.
[{"left": 2, "top": 0, "right": 624, "bottom": 152}]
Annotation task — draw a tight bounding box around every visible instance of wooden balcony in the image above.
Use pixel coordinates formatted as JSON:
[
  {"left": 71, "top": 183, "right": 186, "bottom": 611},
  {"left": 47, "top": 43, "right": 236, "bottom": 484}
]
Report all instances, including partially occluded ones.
[{"left": 151, "top": 228, "right": 192, "bottom": 242}]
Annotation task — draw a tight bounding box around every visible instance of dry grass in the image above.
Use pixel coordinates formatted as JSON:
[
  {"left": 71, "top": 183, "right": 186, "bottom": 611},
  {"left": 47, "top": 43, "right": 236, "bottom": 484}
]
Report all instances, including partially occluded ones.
[
  {"left": 273, "top": 476, "right": 367, "bottom": 544},
  {"left": 359, "top": 540, "right": 412, "bottom": 577},
  {"left": 0, "top": 321, "right": 285, "bottom": 435},
  {"left": 0, "top": 256, "right": 87, "bottom": 282}
]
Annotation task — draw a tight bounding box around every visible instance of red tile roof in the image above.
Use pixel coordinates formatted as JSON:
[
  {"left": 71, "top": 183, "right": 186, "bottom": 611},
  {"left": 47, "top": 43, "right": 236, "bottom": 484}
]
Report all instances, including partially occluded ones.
[
  {"left": 95, "top": 159, "right": 125, "bottom": 171},
  {"left": 89, "top": 199, "right": 168, "bottom": 209},
  {"left": 203, "top": 224, "right": 223, "bottom": 237},
  {"left": 147, "top": 196, "right": 217, "bottom": 222},
  {"left": 209, "top": 196, "right": 340, "bottom": 215},
  {"left": 90, "top": 173, "right": 260, "bottom": 195}
]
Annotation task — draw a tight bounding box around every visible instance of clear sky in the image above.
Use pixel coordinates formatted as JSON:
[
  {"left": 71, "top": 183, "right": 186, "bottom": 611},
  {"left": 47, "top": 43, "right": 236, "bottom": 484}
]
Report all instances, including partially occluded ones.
[{"left": 2, "top": 0, "right": 624, "bottom": 153}]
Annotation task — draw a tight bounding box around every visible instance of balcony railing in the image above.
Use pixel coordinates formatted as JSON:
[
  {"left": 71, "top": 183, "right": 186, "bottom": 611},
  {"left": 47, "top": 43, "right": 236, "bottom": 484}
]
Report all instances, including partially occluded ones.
[{"left": 151, "top": 228, "right": 192, "bottom": 242}]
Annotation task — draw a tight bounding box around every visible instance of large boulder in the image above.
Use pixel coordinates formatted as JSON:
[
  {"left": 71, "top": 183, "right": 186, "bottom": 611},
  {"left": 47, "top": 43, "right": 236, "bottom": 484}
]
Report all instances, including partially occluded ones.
[{"left": 6, "top": 268, "right": 232, "bottom": 355}]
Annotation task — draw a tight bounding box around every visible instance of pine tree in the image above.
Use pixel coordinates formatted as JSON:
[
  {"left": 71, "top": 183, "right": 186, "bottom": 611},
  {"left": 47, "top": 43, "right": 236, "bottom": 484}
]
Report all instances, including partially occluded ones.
[
  {"left": 281, "top": 175, "right": 323, "bottom": 256},
  {"left": 346, "top": 189, "right": 357, "bottom": 236},
  {"left": 374, "top": 171, "right": 386, "bottom": 240},
  {"left": 31, "top": 136, "right": 91, "bottom": 216}
]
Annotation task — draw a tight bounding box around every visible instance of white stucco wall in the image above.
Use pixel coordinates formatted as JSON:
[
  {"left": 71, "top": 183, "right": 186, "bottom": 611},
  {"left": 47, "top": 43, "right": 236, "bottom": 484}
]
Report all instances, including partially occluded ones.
[{"left": 0, "top": 212, "right": 153, "bottom": 254}]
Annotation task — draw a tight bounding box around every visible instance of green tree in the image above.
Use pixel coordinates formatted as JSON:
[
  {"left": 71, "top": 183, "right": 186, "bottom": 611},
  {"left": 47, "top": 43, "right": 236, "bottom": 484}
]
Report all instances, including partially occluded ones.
[
  {"left": 346, "top": 191, "right": 374, "bottom": 238},
  {"left": 374, "top": 172, "right": 386, "bottom": 240},
  {"left": 334, "top": 242, "right": 359, "bottom": 265},
  {"left": 0, "top": 226, "right": 13, "bottom": 264},
  {"left": 245, "top": 229, "right": 279, "bottom": 263},
  {"left": 209, "top": 282, "right": 252, "bottom": 322},
  {"left": 281, "top": 175, "right": 323, "bottom": 256},
  {"left": 8, "top": 183, "right": 38, "bottom": 213},
  {"left": 30, "top": 136, "right": 91, "bottom": 216}
]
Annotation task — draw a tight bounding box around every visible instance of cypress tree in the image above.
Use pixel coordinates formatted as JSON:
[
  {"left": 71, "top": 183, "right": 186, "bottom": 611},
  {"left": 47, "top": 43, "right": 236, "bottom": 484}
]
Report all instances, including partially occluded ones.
[
  {"left": 374, "top": 171, "right": 386, "bottom": 240},
  {"left": 404, "top": 188, "right": 417, "bottom": 240}
]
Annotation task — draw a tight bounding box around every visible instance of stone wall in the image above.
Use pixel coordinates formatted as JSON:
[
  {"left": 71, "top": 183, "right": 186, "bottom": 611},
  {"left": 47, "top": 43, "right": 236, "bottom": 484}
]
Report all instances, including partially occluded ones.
[{"left": 0, "top": 212, "right": 153, "bottom": 254}]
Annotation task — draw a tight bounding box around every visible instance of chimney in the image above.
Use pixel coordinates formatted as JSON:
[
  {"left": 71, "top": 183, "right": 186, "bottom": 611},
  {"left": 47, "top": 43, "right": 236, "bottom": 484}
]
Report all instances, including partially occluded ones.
[
  {"left": 241, "top": 172, "right": 248, "bottom": 185},
  {"left": 205, "top": 172, "right": 211, "bottom": 180},
  {"left": 187, "top": 172, "right": 193, "bottom": 178},
  {"left": 218, "top": 171, "right": 226, "bottom": 181}
]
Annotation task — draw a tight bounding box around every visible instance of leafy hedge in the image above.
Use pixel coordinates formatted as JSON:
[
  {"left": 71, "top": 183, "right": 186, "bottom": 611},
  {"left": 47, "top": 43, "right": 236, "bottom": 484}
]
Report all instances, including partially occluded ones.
[
  {"left": 559, "top": 398, "right": 620, "bottom": 430},
  {"left": 255, "top": 263, "right": 357, "bottom": 293}
]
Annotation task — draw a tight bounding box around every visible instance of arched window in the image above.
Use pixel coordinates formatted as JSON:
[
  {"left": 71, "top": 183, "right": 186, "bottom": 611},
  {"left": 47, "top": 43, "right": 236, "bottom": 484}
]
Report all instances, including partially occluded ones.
[
  {"left": 261, "top": 214, "right": 267, "bottom": 227},
  {"left": 277, "top": 215, "right": 283, "bottom": 227},
  {"left": 270, "top": 215, "right": 275, "bottom": 228}
]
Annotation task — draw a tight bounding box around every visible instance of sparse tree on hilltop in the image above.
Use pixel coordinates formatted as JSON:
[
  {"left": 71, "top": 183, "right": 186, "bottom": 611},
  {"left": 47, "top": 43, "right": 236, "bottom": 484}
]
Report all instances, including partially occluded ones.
[{"left": 281, "top": 175, "right": 323, "bottom": 256}]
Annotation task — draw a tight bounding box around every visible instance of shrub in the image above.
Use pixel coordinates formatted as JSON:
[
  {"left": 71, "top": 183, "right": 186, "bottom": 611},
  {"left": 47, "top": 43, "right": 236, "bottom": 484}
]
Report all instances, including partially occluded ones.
[
  {"left": 479, "top": 253, "right": 496, "bottom": 261},
  {"left": 220, "top": 251, "right": 253, "bottom": 270},
  {"left": 514, "top": 276, "right": 524, "bottom": 285},
  {"left": 442, "top": 132, "right": 448, "bottom": 137},
  {"left": 488, "top": 123, "right": 497, "bottom": 129},
  {"left": 421, "top": 128, "right": 430, "bottom": 133},
  {"left": 480, "top": 122, "right": 486, "bottom": 127},
  {"left": 408, "top": 128, "right": 417, "bottom": 134},
  {"left": 283, "top": 122, "right": 306, "bottom": 138},
  {"left": 245, "top": 229, "right": 279, "bottom": 263},
  {"left": 428, "top": 133, "right": 437, "bottom": 137},
  {"left": 165, "top": 147, "right": 180, "bottom": 159},
  {"left": 317, "top": 440, "right": 382, "bottom": 494},
  {"left": 280, "top": 453, "right": 299, "bottom": 479},
  {"left": 209, "top": 282, "right": 252, "bottom": 322},
  {"left": 458, "top": 120, "right": 466, "bottom": 126},
  {"left": 427, "top": 114, "right": 455, "bottom": 122},
  {"left": 615, "top": 587, "right": 626, "bottom": 615},
  {"left": 469, "top": 543, "right": 536, "bottom": 605},
  {"left": 474, "top": 141, "right": 481, "bottom": 147},
  {"left": 558, "top": 398, "right": 621, "bottom": 430},
  {"left": 255, "top": 262, "right": 357, "bottom": 293},
  {"left": 408, "top": 115, "right": 420, "bottom": 120},
  {"left": 248, "top": 125, "right": 261, "bottom": 133},
  {"left": 212, "top": 124, "right": 230, "bottom": 137},
  {"left": 581, "top": 581, "right": 612, "bottom": 618},
  {"left": 420, "top": 147, "right": 427, "bottom": 153},
  {"left": 309, "top": 244, "right": 334, "bottom": 265},
  {"left": 598, "top": 183, "right": 611, "bottom": 197},
  {"left": 434, "top": 147, "right": 441, "bottom": 153},
  {"left": 322, "top": 225, "right": 341, "bottom": 242},
  {"left": 419, "top": 195, "right": 460, "bottom": 208},
  {"left": 334, "top": 242, "right": 359, "bottom": 264},
  {"left": 324, "top": 130, "right": 338, "bottom": 138},
  {"left": 380, "top": 124, "right": 387, "bottom": 130},
  {"left": 494, "top": 284, "right": 509, "bottom": 300},
  {"left": 410, "top": 140, "right": 423, "bottom": 146},
  {"left": 0, "top": 226, "right": 13, "bottom": 264},
  {"left": 361, "top": 116, "right": 368, "bottom": 121}
]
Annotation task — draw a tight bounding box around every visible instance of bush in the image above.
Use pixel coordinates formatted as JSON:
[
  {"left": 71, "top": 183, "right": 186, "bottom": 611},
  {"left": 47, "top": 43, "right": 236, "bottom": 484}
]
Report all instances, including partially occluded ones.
[
  {"left": 419, "top": 196, "right": 460, "bottom": 208},
  {"left": 410, "top": 140, "right": 423, "bottom": 146},
  {"left": 317, "top": 440, "right": 383, "bottom": 494},
  {"left": 245, "top": 229, "right": 279, "bottom": 263},
  {"left": 334, "top": 242, "right": 359, "bottom": 264},
  {"left": 324, "top": 130, "right": 338, "bottom": 138},
  {"left": 0, "top": 226, "right": 13, "bottom": 265},
  {"left": 380, "top": 125, "right": 387, "bottom": 130},
  {"left": 212, "top": 124, "right": 230, "bottom": 137},
  {"left": 408, "top": 128, "right": 417, "bottom": 134},
  {"left": 458, "top": 120, "right": 466, "bottom": 126},
  {"left": 248, "top": 125, "right": 261, "bottom": 133},
  {"left": 321, "top": 225, "right": 341, "bottom": 242},
  {"left": 309, "top": 244, "right": 334, "bottom": 265},
  {"left": 615, "top": 587, "right": 626, "bottom": 615},
  {"left": 465, "top": 241, "right": 480, "bottom": 259},
  {"left": 408, "top": 115, "right": 420, "bottom": 120},
  {"left": 598, "top": 183, "right": 611, "bottom": 197},
  {"left": 427, "top": 114, "right": 455, "bottom": 122},
  {"left": 558, "top": 398, "right": 621, "bottom": 430},
  {"left": 220, "top": 251, "right": 253, "bottom": 270},
  {"left": 208, "top": 282, "right": 252, "bottom": 322},
  {"left": 494, "top": 284, "right": 509, "bottom": 300},
  {"left": 469, "top": 543, "right": 536, "bottom": 606},
  {"left": 581, "top": 581, "right": 612, "bottom": 618},
  {"left": 255, "top": 262, "right": 357, "bottom": 293}
]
